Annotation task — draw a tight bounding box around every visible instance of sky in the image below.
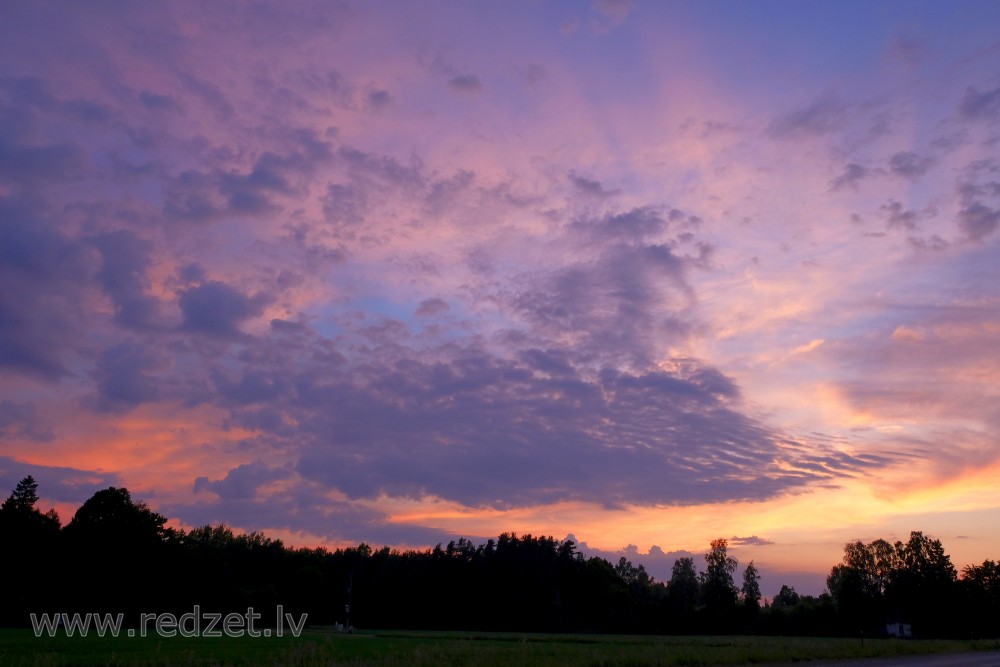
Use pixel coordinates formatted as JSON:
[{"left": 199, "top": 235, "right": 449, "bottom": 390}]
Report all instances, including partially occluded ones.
[{"left": 2, "top": 0, "right": 1000, "bottom": 597}]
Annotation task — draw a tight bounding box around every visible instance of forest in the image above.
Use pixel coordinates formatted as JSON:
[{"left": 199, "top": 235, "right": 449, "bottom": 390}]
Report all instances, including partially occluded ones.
[{"left": 2, "top": 476, "right": 998, "bottom": 638}]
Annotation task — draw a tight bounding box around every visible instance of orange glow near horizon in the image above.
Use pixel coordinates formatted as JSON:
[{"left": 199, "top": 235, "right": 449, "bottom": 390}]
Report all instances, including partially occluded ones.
[{"left": 4, "top": 0, "right": 1000, "bottom": 602}]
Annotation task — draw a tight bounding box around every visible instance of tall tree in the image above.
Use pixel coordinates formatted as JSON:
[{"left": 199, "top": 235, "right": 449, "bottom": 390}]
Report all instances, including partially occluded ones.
[
  {"left": 741, "top": 561, "right": 761, "bottom": 610},
  {"left": 65, "top": 486, "right": 168, "bottom": 545},
  {"left": 702, "top": 538, "right": 739, "bottom": 624},
  {"left": 0, "top": 477, "right": 62, "bottom": 625},
  {"left": 890, "top": 531, "right": 958, "bottom": 636},
  {"left": 773, "top": 584, "right": 800, "bottom": 607},
  {"left": 614, "top": 556, "right": 651, "bottom": 588},
  {"left": 1, "top": 475, "right": 39, "bottom": 513},
  {"left": 63, "top": 487, "right": 173, "bottom": 615},
  {"left": 829, "top": 531, "right": 959, "bottom": 637},
  {"left": 666, "top": 556, "right": 700, "bottom": 625},
  {"left": 962, "top": 559, "right": 1000, "bottom": 638},
  {"left": 0, "top": 475, "right": 60, "bottom": 533}
]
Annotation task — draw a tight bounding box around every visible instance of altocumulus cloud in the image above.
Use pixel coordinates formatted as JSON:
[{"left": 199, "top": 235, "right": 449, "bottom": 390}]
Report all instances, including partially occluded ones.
[
  {"left": 195, "top": 320, "right": 885, "bottom": 512},
  {"left": 10, "top": 0, "right": 998, "bottom": 553}
]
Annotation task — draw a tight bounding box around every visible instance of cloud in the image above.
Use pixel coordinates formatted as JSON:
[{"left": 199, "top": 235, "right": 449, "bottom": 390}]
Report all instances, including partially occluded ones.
[
  {"left": 955, "top": 159, "right": 1000, "bottom": 241},
  {"left": 0, "top": 79, "right": 90, "bottom": 187},
  {"left": 959, "top": 86, "right": 1000, "bottom": 121},
  {"left": 509, "top": 241, "right": 691, "bottom": 365},
  {"left": 163, "top": 132, "right": 334, "bottom": 223},
  {"left": 767, "top": 97, "right": 848, "bottom": 139},
  {"left": 570, "top": 207, "right": 666, "bottom": 243},
  {"left": 518, "top": 348, "right": 576, "bottom": 378},
  {"left": 0, "top": 139, "right": 86, "bottom": 187},
  {"left": 175, "top": 324, "right": 870, "bottom": 510},
  {"left": 367, "top": 89, "right": 392, "bottom": 109},
  {"left": 908, "top": 235, "right": 950, "bottom": 252},
  {"left": 519, "top": 64, "right": 549, "bottom": 88},
  {"left": 568, "top": 172, "right": 620, "bottom": 199},
  {"left": 829, "top": 163, "right": 871, "bottom": 191},
  {"left": 560, "top": 17, "right": 582, "bottom": 34},
  {"left": 177, "top": 72, "right": 235, "bottom": 120},
  {"left": 178, "top": 280, "right": 270, "bottom": 339},
  {"left": 594, "top": 0, "right": 632, "bottom": 20},
  {"left": 194, "top": 461, "right": 291, "bottom": 500},
  {"left": 163, "top": 170, "right": 227, "bottom": 223},
  {"left": 90, "top": 230, "right": 163, "bottom": 331},
  {"left": 2, "top": 0, "right": 999, "bottom": 572},
  {"left": 730, "top": 535, "right": 775, "bottom": 547},
  {"left": 138, "top": 90, "right": 181, "bottom": 113},
  {"left": 590, "top": 0, "right": 632, "bottom": 32},
  {"left": 880, "top": 199, "right": 921, "bottom": 231},
  {"left": 958, "top": 202, "right": 1000, "bottom": 241},
  {"left": 416, "top": 298, "right": 450, "bottom": 318},
  {"left": 448, "top": 74, "right": 483, "bottom": 94},
  {"left": 1, "top": 76, "right": 113, "bottom": 127},
  {"left": 573, "top": 537, "right": 697, "bottom": 581},
  {"left": 322, "top": 182, "right": 367, "bottom": 228},
  {"left": 570, "top": 536, "right": 825, "bottom": 594},
  {"left": 169, "top": 480, "right": 465, "bottom": 547},
  {"left": 888, "top": 151, "right": 932, "bottom": 179},
  {"left": 338, "top": 146, "right": 425, "bottom": 189},
  {"left": 91, "top": 340, "right": 171, "bottom": 413},
  {"left": 0, "top": 197, "right": 95, "bottom": 379},
  {"left": 0, "top": 456, "right": 121, "bottom": 506},
  {"left": 0, "top": 401, "right": 54, "bottom": 442},
  {"left": 212, "top": 366, "right": 293, "bottom": 406},
  {"left": 220, "top": 156, "right": 293, "bottom": 214}
]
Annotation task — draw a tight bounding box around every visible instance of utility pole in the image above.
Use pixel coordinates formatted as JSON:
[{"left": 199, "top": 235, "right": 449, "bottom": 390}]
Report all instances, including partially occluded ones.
[{"left": 345, "top": 573, "right": 353, "bottom": 633}]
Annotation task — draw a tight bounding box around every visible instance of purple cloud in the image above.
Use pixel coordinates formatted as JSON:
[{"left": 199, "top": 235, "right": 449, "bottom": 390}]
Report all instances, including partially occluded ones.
[
  {"left": 92, "top": 340, "right": 170, "bottom": 413},
  {"left": 448, "top": 74, "right": 483, "bottom": 94},
  {"left": 0, "top": 401, "right": 54, "bottom": 442},
  {"left": 958, "top": 202, "right": 1000, "bottom": 241},
  {"left": 179, "top": 281, "right": 269, "bottom": 339},
  {"left": 888, "top": 151, "right": 932, "bottom": 180},
  {"left": 0, "top": 456, "right": 120, "bottom": 506},
  {"left": 3, "top": 0, "right": 1000, "bottom": 568},
  {"left": 829, "top": 163, "right": 871, "bottom": 192},
  {"left": 730, "top": 535, "right": 775, "bottom": 547},
  {"left": 959, "top": 86, "right": 1000, "bottom": 121},
  {"left": 767, "top": 97, "right": 848, "bottom": 139}
]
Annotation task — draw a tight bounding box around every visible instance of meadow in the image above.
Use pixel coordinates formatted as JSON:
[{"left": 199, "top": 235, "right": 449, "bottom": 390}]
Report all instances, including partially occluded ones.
[{"left": 2, "top": 628, "right": 998, "bottom": 667}]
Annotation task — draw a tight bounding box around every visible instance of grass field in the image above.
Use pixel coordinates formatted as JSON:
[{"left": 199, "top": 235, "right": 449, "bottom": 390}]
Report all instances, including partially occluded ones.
[{"left": 2, "top": 628, "right": 998, "bottom": 666}]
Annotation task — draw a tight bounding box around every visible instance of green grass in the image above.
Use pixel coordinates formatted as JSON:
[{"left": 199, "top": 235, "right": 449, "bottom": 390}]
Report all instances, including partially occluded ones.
[{"left": 2, "top": 627, "right": 998, "bottom": 666}]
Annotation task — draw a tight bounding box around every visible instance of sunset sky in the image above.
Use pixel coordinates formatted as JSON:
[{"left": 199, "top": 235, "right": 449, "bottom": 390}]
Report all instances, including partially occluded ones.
[{"left": 3, "top": 0, "right": 1000, "bottom": 596}]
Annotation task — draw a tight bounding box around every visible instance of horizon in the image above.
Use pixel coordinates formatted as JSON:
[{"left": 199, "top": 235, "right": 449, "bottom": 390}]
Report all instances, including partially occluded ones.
[{"left": 2, "top": 0, "right": 1000, "bottom": 600}]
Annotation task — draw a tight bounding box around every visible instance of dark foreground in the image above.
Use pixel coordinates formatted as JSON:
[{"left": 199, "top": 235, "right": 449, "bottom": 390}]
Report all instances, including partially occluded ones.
[
  {"left": 812, "top": 652, "right": 1000, "bottom": 666},
  {"left": 2, "top": 628, "right": 999, "bottom": 666}
]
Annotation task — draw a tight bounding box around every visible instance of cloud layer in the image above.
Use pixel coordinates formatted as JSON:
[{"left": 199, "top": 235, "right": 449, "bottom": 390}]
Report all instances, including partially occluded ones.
[{"left": 2, "top": 2, "right": 1000, "bottom": 584}]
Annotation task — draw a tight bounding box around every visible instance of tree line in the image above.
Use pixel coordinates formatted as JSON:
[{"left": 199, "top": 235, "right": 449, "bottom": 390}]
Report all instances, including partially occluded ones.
[{"left": 2, "top": 477, "right": 998, "bottom": 637}]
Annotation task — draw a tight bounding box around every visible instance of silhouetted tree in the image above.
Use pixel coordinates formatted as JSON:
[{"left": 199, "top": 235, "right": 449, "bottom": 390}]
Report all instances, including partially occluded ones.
[
  {"left": 962, "top": 559, "right": 1000, "bottom": 637},
  {"left": 0, "top": 476, "right": 60, "bottom": 534},
  {"left": 828, "top": 531, "right": 959, "bottom": 637},
  {"left": 773, "top": 584, "right": 800, "bottom": 607},
  {"left": 889, "top": 531, "right": 957, "bottom": 636},
  {"left": 0, "top": 476, "right": 61, "bottom": 625},
  {"left": 65, "top": 487, "right": 168, "bottom": 545},
  {"left": 741, "top": 561, "right": 761, "bottom": 608},
  {"left": 1, "top": 475, "right": 39, "bottom": 512},
  {"left": 4, "top": 482, "right": 995, "bottom": 638},
  {"left": 62, "top": 487, "right": 174, "bottom": 615},
  {"left": 666, "top": 557, "right": 700, "bottom": 629},
  {"left": 615, "top": 556, "right": 650, "bottom": 588},
  {"left": 828, "top": 537, "right": 896, "bottom": 635},
  {"left": 737, "top": 560, "right": 762, "bottom": 631},
  {"left": 702, "top": 539, "right": 739, "bottom": 628}
]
